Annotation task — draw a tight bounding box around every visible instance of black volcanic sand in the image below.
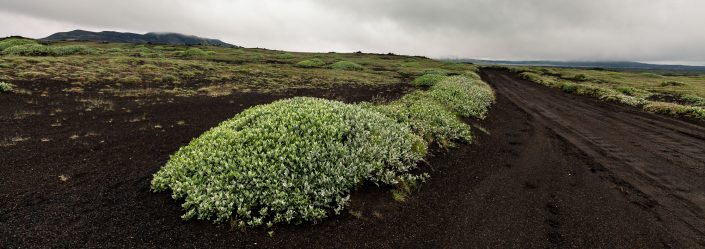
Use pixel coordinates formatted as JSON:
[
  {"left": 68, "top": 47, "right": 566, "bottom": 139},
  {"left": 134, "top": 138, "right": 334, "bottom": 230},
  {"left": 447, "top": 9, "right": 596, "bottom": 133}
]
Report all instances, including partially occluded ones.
[{"left": 2, "top": 71, "right": 704, "bottom": 248}]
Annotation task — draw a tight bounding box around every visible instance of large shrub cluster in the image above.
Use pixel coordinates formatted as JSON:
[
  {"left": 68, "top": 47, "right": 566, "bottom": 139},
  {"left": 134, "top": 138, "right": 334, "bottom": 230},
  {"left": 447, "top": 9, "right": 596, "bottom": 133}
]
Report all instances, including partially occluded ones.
[
  {"left": 151, "top": 72, "right": 495, "bottom": 227},
  {"left": 152, "top": 97, "right": 427, "bottom": 226}
]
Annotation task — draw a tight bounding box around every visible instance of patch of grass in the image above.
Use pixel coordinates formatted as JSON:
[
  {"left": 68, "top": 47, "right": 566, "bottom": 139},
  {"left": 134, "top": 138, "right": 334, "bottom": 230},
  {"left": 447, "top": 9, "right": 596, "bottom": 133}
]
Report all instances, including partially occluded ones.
[
  {"left": 176, "top": 48, "right": 209, "bottom": 57},
  {"left": 330, "top": 61, "right": 363, "bottom": 71},
  {"left": 422, "top": 68, "right": 449, "bottom": 76},
  {"left": 50, "top": 45, "right": 96, "bottom": 56},
  {"left": 158, "top": 74, "right": 180, "bottom": 84},
  {"left": 682, "top": 94, "right": 705, "bottom": 107},
  {"left": 0, "top": 82, "right": 14, "bottom": 93},
  {"left": 3, "top": 43, "right": 95, "bottom": 56},
  {"left": 17, "top": 71, "right": 50, "bottom": 79},
  {"left": 151, "top": 97, "right": 427, "bottom": 226},
  {"left": 571, "top": 74, "right": 589, "bottom": 81},
  {"left": 80, "top": 98, "right": 114, "bottom": 111},
  {"left": 615, "top": 86, "right": 638, "bottom": 96},
  {"left": 660, "top": 81, "right": 685, "bottom": 87},
  {"left": 4, "top": 44, "right": 52, "bottom": 56},
  {"left": 0, "top": 38, "right": 38, "bottom": 50},
  {"left": 644, "top": 102, "right": 705, "bottom": 120},
  {"left": 295, "top": 58, "right": 326, "bottom": 68},
  {"left": 119, "top": 75, "right": 142, "bottom": 84},
  {"left": 411, "top": 74, "right": 446, "bottom": 87},
  {"left": 559, "top": 82, "right": 578, "bottom": 93}
]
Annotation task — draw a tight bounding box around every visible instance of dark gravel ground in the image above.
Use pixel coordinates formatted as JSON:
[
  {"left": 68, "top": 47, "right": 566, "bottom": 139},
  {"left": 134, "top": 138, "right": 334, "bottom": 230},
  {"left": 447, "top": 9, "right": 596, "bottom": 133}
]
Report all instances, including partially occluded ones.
[{"left": 2, "top": 70, "right": 703, "bottom": 248}]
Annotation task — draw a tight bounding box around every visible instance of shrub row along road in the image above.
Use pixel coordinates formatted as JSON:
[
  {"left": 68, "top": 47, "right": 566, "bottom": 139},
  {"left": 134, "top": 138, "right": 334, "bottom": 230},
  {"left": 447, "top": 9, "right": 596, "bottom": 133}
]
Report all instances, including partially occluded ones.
[{"left": 480, "top": 69, "right": 705, "bottom": 248}]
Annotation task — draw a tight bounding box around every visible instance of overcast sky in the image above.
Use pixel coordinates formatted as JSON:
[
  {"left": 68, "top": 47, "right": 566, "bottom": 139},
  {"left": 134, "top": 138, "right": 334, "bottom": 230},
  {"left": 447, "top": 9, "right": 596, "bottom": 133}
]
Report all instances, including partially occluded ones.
[{"left": 2, "top": 0, "right": 705, "bottom": 65}]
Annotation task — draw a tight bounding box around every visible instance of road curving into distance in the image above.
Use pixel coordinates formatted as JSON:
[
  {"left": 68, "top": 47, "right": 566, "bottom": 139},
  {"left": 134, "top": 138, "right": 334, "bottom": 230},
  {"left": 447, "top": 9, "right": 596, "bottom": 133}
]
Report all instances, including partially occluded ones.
[{"left": 481, "top": 68, "right": 705, "bottom": 248}]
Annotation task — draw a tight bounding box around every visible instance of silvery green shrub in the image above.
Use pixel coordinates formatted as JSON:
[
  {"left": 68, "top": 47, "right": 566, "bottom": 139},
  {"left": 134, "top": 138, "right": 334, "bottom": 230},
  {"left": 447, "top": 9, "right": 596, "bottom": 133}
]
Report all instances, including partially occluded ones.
[
  {"left": 429, "top": 75, "right": 496, "bottom": 119},
  {"left": 367, "top": 91, "right": 473, "bottom": 148},
  {"left": 151, "top": 97, "right": 427, "bottom": 226}
]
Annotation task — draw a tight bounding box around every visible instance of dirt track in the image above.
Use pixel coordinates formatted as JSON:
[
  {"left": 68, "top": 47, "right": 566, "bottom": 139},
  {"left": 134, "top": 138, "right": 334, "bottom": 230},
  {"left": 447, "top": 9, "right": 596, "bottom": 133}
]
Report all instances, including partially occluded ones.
[
  {"left": 481, "top": 69, "right": 705, "bottom": 247},
  {"left": 2, "top": 70, "right": 705, "bottom": 248}
]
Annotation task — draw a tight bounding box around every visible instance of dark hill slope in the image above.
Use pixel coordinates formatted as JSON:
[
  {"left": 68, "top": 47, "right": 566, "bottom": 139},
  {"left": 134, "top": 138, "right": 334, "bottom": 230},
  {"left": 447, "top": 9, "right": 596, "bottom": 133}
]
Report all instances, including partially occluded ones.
[{"left": 42, "top": 30, "right": 237, "bottom": 48}]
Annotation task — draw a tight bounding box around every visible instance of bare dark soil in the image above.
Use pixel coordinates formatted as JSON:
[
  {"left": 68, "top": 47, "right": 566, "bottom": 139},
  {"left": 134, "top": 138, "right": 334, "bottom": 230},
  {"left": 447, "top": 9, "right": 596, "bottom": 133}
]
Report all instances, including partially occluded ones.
[{"left": 2, "top": 70, "right": 704, "bottom": 248}]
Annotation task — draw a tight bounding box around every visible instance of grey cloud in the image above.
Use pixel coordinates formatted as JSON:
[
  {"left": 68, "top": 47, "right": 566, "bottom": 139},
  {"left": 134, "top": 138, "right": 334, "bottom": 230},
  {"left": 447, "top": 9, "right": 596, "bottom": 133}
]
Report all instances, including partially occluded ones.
[{"left": 1, "top": 0, "right": 704, "bottom": 64}]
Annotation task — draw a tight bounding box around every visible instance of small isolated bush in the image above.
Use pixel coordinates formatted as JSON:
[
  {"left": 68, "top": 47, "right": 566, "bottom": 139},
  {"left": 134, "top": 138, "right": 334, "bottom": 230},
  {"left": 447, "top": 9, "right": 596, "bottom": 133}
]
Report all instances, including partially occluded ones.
[
  {"left": 571, "top": 74, "right": 589, "bottom": 82},
  {"left": 660, "top": 81, "right": 685, "bottom": 87},
  {"left": 177, "top": 48, "right": 209, "bottom": 57},
  {"left": 559, "top": 82, "right": 579, "bottom": 93},
  {"left": 331, "top": 61, "right": 363, "bottom": 71},
  {"left": 151, "top": 97, "right": 427, "bottom": 226},
  {"left": 0, "top": 82, "right": 14, "bottom": 93},
  {"left": 0, "top": 38, "right": 38, "bottom": 51},
  {"left": 295, "top": 58, "right": 326, "bottom": 68},
  {"left": 412, "top": 74, "right": 446, "bottom": 87},
  {"left": 429, "top": 75, "right": 495, "bottom": 119}
]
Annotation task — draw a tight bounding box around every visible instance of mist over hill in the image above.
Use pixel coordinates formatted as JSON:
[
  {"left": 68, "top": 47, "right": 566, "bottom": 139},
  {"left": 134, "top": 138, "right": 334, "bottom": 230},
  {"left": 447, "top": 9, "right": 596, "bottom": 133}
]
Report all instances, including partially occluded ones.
[{"left": 42, "top": 30, "right": 237, "bottom": 47}]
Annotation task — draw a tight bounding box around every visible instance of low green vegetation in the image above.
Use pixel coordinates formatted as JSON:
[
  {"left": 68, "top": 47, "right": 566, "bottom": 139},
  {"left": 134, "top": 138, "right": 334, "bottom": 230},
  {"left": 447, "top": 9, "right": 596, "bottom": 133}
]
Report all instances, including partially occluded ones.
[
  {"left": 422, "top": 68, "right": 449, "bottom": 76},
  {"left": 295, "top": 58, "right": 326, "bottom": 68},
  {"left": 0, "top": 38, "right": 480, "bottom": 95},
  {"left": 509, "top": 66, "right": 705, "bottom": 121},
  {"left": 176, "top": 48, "right": 211, "bottom": 57},
  {"left": 151, "top": 73, "right": 494, "bottom": 227},
  {"left": 3, "top": 43, "right": 95, "bottom": 56},
  {"left": 411, "top": 74, "right": 446, "bottom": 86},
  {"left": 0, "top": 38, "right": 38, "bottom": 51},
  {"left": 0, "top": 37, "right": 494, "bottom": 229},
  {"left": 330, "top": 61, "right": 363, "bottom": 71},
  {"left": 0, "top": 82, "right": 13, "bottom": 93}
]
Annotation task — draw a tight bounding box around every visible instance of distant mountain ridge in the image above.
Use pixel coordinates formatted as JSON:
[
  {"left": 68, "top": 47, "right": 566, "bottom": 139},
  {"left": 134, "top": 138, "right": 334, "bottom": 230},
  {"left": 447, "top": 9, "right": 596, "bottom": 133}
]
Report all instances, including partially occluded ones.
[
  {"left": 42, "top": 30, "right": 237, "bottom": 48},
  {"left": 453, "top": 59, "right": 705, "bottom": 73}
]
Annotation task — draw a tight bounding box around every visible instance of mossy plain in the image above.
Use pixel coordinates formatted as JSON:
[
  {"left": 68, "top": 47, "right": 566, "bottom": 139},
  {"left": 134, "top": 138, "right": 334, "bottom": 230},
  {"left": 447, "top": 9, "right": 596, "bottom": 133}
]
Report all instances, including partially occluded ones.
[{"left": 0, "top": 38, "right": 479, "bottom": 97}]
